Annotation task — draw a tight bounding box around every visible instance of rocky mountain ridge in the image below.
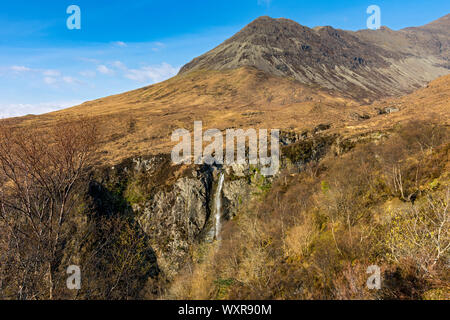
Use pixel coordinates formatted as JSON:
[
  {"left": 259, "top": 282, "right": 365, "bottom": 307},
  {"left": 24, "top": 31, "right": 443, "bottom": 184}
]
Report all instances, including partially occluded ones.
[{"left": 180, "top": 15, "right": 450, "bottom": 100}]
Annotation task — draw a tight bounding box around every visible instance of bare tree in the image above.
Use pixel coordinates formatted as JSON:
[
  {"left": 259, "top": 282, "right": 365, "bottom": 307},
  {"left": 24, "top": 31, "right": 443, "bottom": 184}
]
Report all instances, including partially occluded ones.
[
  {"left": 0, "top": 119, "right": 97, "bottom": 299},
  {"left": 386, "top": 188, "right": 450, "bottom": 275}
]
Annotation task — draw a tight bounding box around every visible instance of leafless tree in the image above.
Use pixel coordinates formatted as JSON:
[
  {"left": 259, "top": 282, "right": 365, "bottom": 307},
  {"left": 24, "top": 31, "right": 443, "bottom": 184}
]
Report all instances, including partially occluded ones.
[
  {"left": 0, "top": 119, "right": 97, "bottom": 299},
  {"left": 386, "top": 188, "right": 450, "bottom": 275}
]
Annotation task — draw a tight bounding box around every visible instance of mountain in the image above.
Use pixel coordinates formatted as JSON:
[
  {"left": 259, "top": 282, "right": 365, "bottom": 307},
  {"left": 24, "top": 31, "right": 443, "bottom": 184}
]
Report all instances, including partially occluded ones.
[
  {"left": 8, "top": 67, "right": 358, "bottom": 164},
  {"left": 180, "top": 15, "right": 450, "bottom": 100},
  {"left": 5, "top": 15, "right": 450, "bottom": 165},
  {"left": 356, "top": 13, "right": 450, "bottom": 61}
]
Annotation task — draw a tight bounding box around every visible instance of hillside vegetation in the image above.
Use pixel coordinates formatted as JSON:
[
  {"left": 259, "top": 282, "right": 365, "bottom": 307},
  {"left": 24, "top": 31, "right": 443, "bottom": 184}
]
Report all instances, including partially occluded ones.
[{"left": 170, "top": 120, "right": 449, "bottom": 300}]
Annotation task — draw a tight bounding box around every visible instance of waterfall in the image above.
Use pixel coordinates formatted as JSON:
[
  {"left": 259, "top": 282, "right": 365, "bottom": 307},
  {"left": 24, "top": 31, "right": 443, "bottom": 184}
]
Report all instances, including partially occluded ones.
[{"left": 214, "top": 172, "right": 225, "bottom": 241}]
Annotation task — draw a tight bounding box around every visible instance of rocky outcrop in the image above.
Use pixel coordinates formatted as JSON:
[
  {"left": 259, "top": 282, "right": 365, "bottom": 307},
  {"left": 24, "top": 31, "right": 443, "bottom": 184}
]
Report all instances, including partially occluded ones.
[
  {"left": 222, "top": 178, "right": 253, "bottom": 220},
  {"left": 85, "top": 131, "right": 342, "bottom": 279},
  {"left": 136, "top": 167, "right": 213, "bottom": 275}
]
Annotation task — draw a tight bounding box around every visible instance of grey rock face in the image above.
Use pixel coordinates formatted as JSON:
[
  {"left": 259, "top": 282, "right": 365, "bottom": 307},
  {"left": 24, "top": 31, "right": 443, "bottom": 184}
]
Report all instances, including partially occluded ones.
[
  {"left": 223, "top": 178, "right": 253, "bottom": 220},
  {"left": 135, "top": 163, "right": 261, "bottom": 274},
  {"left": 91, "top": 132, "right": 333, "bottom": 277},
  {"left": 137, "top": 172, "right": 213, "bottom": 273}
]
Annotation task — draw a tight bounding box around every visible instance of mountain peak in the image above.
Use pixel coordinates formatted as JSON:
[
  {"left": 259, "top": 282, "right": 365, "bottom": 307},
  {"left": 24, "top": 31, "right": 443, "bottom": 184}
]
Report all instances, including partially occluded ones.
[
  {"left": 224, "top": 16, "right": 311, "bottom": 43},
  {"left": 179, "top": 15, "right": 449, "bottom": 100}
]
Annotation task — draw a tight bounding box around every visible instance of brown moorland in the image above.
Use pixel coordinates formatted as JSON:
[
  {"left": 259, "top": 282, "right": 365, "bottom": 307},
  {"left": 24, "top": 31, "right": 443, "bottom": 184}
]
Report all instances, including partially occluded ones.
[{"left": 2, "top": 69, "right": 448, "bottom": 166}]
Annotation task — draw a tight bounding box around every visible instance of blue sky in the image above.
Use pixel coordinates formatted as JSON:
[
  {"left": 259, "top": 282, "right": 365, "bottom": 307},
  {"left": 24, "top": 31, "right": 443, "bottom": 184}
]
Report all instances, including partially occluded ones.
[{"left": 0, "top": 0, "right": 449, "bottom": 118}]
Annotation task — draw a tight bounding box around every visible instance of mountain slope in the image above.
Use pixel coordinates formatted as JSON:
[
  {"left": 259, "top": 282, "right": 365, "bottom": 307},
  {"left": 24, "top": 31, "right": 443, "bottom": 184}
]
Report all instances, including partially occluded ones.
[
  {"left": 7, "top": 69, "right": 449, "bottom": 166},
  {"left": 180, "top": 15, "right": 450, "bottom": 100},
  {"left": 4, "top": 15, "right": 449, "bottom": 165},
  {"left": 8, "top": 67, "right": 358, "bottom": 164}
]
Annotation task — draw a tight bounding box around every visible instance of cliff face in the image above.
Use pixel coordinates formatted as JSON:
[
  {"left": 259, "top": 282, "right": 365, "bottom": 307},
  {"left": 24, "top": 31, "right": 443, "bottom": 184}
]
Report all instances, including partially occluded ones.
[
  {"left": 83, "top": 130, "right": 341, "bottom": 282},
  {"left": 88, "top": 155, "right": 248, "bottom": 278},
  {"left": 136, "top": 165, "right": 214, "bottom": 276}
]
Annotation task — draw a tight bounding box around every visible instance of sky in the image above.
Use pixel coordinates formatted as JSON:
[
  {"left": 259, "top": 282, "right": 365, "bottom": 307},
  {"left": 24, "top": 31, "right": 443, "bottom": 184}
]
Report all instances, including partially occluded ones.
[{"left": 0, "top": 0, "right": 449, "bottom": 118}]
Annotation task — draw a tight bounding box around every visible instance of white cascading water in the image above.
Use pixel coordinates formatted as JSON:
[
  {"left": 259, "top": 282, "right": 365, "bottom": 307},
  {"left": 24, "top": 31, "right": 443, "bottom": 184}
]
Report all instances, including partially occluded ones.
[{"left": 214, "top": 172, "right": 225, "bottom": 241}]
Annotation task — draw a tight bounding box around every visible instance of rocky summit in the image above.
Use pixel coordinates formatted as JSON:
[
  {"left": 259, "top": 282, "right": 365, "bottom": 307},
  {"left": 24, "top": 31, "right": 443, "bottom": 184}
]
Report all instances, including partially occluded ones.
[{"left": 180, "top": 15, "right": 450, "bottom": 100}]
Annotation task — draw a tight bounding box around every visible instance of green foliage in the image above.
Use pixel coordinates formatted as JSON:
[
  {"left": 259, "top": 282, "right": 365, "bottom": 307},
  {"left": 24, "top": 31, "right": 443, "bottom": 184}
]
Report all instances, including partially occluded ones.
[
  {"left": 384, "top": 190, "right": 449, "bottom": 273},
  {"left": 124, "top": 180, "right": 145, "bottom": 205},
  {"left": 214, "top": 278, "right": 235, "bottom": 300},
  {"left": 282, "top": 135, "right": 336, "bottom": 165},
  {"left": 321, "top": 181, "right": 330, "bottom": 193},
  {"left": 422, "top": 288, "right": 449, "bottom": 300}
]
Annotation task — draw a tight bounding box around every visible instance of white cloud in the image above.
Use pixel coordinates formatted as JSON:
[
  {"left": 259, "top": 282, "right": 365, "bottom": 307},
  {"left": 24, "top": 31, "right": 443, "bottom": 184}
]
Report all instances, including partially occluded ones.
[
  {"left": 97, "top": 64, "right": 115, "bottom": 75},
  {"left": 112, "top": 60, "right": 127, "bottom": 70},
  {"left": 5, "top": 66, "right": 77, "bottom": 87},
  {"left": 125, "top": 63, "right": 179, "bottom": 83},
  {"left": 93, "top": 61, "right": 178, "bottom": 83},
  {"left": 10, "top": 65, "right": 32, "bottom": 72},
  {"left": 79, "top": 57, "right": 101, "bottom": 64},
  {"left": 42, "top": 75, "right": 82, "bottom": 86},
  {"left": 79, "top": 70, "right": 96, "bottom": 77},
  {"left": 43, "top": 69, "right": 61, "bottom": 77},
  {"left": 10, "top": 66, "right": 62, "bottom": 78},
  {"left": 113, "top": 41, "right": 127, "bottom": 47},
  {"left": 62, "top": 76, "right": 77, "bottom": 84},
  {"left": 0, "top": 100, "right": 84, "bottom": 118},
  {"left": 4, "top": 59, "right": 177, "bottom": 94},
  {"left": 43, "top": 77, "right": 57, "bottom": 85},
  {"left": 151, "top": 42, "right": 166, "bottom": 52}
]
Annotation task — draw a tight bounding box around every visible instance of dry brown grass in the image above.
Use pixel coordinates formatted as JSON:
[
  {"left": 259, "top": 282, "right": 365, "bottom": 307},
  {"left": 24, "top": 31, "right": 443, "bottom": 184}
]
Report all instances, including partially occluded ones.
[
  {"left": 1, "top": 68, "right": 448, "bottom": 168},
  {"left": 339, "top": 74, "right": 450, "bottom": 136},
  {"left": 1, "top": 67, "right": 362, "bottom": 164}
]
